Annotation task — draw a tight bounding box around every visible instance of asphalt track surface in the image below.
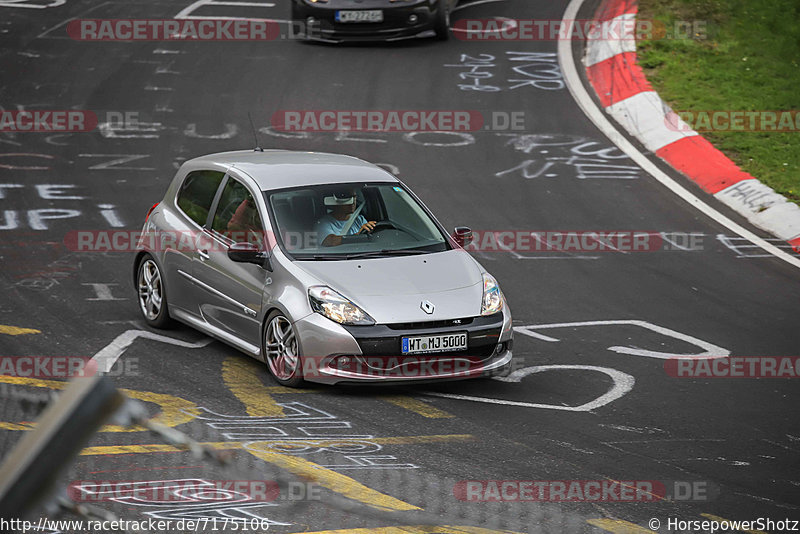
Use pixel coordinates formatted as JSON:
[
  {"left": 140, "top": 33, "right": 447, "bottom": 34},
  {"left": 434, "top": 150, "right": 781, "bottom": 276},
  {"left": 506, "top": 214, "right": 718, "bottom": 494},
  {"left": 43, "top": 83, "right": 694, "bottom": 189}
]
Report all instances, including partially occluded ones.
[{"left": 1, "top": 0, "right": 799, "bottom": 532}]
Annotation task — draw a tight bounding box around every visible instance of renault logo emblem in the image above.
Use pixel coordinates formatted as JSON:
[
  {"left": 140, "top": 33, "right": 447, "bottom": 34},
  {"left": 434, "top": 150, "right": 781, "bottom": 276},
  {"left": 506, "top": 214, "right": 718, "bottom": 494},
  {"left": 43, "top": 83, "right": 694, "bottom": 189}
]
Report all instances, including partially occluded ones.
[{"left": 420, "top": 300, "right": 434, "bottom": 314}]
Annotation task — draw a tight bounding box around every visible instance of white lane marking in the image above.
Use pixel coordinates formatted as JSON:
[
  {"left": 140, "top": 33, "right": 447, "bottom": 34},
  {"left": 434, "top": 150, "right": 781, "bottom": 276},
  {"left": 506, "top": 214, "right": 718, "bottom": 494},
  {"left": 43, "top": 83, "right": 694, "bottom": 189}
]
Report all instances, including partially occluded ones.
[
  {"left": 518, "top": 330, "right": 560, "bottom": 342},
  {"left": 79, "top": 154, "right": 155, "bottom": 171},
  {"left": 82, "top": 282, "right": 126, "bottom": 301},
  {"left": 452, "top": 0, "right": 510, "bottom": 12},
  {"left": 175, "top": 0, "right": 280, "bottom": 21},
  {"left": 184, "top": 123, "right": 238, "bottom": 139},
  {"left": 0, "top": 0, "right": 66, "bottom": 10},
  {"left": 557, "top": 0, "right": 800, "bottom": 269},
  {"left": 509, "top": 255, "right": 600, "bottom": 260},
  {"left": 423, "top": 365, "right": 634, "bottom": 412},
  {"left": 717, "top": 234, "right": 796, "bottom": 258},
  {"left": 514, "top": 320, "right": 730, "bottom": 360},
  {"left": 91, "top": 329, "right": 212, "bottom": 372},
  {"left": 97, "top": 203, "right": 125, "bottom": 227},
  {"left": 493, "top": 232, "right": 600, "bottom": 260},
  {"left": 36, "top": 1, "right": 110, "bottom": 38}
]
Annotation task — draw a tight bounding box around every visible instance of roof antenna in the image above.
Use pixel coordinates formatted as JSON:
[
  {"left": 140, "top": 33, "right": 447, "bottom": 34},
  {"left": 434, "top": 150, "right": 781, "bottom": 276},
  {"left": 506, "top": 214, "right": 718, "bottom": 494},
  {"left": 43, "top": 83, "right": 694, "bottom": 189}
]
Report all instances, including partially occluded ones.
[{"left": 248, "top": 112, "right": 264, "bottom": 152}]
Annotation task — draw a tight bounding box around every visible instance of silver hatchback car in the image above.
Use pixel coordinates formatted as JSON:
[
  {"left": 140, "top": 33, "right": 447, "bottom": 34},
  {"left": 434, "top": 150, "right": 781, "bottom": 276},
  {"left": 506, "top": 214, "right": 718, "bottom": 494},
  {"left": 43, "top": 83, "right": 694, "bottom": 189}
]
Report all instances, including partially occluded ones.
[{"left": 133, "top": 150, "right": 513, "bottom": 386}]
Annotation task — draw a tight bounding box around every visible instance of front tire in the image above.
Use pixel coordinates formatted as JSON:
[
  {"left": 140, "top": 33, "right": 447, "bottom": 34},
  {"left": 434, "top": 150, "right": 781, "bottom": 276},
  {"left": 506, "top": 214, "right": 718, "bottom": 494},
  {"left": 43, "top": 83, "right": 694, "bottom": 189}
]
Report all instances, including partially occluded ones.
[
  {"left": 263, "top": 310, "right": 304, "bottom": 387},
  {"left": 433, "top": 1, "right": 450, "bottom": 41},
  {"left": 136, "top": 254, "right": 172, "bottom": 329}
]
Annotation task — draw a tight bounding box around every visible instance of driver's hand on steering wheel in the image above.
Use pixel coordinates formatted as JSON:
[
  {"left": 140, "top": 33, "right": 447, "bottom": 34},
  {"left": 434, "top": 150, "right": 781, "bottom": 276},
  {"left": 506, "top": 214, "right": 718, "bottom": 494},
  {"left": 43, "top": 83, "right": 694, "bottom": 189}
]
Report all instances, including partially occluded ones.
[{"left": 357, "top": 221, "right": 377, "bottom": 234}]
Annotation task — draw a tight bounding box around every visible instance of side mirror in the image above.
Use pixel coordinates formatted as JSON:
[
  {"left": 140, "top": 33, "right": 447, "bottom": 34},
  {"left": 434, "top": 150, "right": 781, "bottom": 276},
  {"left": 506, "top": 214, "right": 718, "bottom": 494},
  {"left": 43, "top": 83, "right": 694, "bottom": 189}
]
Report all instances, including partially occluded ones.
[
  {"left": 453, "top": 226, "right": 474, "bottom": 247},
  {"left": 228, "top": 242, "right": 271, "bottom": 270}
]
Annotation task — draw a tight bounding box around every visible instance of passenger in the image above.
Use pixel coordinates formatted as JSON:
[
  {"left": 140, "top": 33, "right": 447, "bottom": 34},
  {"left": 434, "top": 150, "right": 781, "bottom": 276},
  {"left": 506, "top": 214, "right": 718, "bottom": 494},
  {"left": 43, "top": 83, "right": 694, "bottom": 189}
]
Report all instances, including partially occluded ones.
[{"left": 227, "top": 197, "right": 262, "bottom": 243}]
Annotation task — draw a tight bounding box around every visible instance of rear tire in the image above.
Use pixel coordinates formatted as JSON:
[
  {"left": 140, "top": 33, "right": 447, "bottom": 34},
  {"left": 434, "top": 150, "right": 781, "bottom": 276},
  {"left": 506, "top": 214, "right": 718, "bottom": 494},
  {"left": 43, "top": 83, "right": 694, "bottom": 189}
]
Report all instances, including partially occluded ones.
[
  {"left": 433, "top": 1, "right": 450, "bottom": 41},
  {"left": 136, "top": 254, "right": 172, "bottom": 329},
  {"left": 262, "top": 310, "right": 305, "bottom": 387}
]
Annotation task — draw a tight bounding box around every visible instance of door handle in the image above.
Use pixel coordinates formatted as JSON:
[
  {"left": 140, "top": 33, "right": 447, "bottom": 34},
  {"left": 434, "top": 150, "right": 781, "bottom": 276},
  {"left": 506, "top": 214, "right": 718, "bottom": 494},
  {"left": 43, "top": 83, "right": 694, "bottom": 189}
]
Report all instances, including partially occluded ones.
[{"left": 198, "top": 249, "right": 210, "bottom": 261}]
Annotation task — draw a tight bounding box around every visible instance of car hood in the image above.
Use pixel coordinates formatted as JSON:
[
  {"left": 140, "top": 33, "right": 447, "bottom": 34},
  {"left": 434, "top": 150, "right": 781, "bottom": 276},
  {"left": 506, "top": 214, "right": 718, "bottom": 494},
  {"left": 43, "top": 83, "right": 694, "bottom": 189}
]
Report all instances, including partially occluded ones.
[{"left": 294, "top": 249, "right": 484, "bottom": 323}]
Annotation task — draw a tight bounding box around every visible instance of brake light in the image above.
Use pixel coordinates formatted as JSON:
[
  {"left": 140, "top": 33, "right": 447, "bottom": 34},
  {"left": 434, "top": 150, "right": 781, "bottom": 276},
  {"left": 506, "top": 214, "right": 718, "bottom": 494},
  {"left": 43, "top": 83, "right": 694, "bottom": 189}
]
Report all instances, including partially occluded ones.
[{"left": 144, "top": 202, "right": 160, "bottom": 223}]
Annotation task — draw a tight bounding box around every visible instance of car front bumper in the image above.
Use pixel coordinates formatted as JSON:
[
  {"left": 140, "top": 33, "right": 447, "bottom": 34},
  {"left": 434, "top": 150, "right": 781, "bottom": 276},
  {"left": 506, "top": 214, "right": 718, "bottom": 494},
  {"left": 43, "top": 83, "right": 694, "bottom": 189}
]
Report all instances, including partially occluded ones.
[
  {"left": 294, "top": 307, "right": 513, "bottom": 385},
  {"left": 291, "top": 0, "right": 441, "bottom": 42}
]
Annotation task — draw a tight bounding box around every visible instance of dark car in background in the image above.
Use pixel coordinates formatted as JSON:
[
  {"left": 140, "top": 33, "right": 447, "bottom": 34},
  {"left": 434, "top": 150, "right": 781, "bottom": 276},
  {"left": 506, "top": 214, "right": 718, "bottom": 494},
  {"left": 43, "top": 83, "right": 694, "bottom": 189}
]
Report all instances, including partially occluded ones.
[{"left": 291, "top": 0, "right": 458, "bottom": 42}]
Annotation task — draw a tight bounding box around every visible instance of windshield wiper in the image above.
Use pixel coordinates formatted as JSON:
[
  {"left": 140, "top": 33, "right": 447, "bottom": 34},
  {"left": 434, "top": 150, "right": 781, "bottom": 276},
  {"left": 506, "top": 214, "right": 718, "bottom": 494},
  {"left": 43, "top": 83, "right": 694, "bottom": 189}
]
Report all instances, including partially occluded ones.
[
  {"left": 343, "top": 249, "right": 432, "bottom": 259},
  {"left": 295, "top": 254, "right": 345, "bottom": 261}
]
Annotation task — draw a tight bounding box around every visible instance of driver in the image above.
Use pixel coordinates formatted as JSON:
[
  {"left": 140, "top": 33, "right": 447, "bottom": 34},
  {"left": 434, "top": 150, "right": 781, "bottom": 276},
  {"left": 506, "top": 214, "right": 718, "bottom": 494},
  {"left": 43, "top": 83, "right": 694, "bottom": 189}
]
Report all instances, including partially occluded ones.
[{"left": 315, "top": 189, "right": 376, "bottom": 247}]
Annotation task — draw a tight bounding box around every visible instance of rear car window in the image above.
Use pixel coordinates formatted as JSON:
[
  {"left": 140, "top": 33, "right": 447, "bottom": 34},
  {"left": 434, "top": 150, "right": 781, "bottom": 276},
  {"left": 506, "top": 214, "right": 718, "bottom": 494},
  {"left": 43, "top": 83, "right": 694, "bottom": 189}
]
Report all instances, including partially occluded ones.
[{"left": 176, "top": 170, "right": 225, "bottom": 227}]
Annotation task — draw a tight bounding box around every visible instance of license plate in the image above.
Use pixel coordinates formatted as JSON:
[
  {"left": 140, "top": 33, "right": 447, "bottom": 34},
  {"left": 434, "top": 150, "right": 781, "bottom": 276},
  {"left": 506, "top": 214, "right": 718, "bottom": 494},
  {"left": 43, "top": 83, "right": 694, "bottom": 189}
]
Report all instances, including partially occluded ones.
[
  {"left": 402, "top": 332, "right": 468, "bottom": 355},
  {"left": 336, "top": 10, "right": 383, "bottom": 23}
]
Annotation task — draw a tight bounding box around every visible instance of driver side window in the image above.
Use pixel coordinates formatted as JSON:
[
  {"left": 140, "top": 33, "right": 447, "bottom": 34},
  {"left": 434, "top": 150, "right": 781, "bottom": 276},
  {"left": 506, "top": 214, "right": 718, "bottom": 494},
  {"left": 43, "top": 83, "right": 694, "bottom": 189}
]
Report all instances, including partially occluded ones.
[{"left": 211, "top": 178, "right": 265, "bottom": 247}]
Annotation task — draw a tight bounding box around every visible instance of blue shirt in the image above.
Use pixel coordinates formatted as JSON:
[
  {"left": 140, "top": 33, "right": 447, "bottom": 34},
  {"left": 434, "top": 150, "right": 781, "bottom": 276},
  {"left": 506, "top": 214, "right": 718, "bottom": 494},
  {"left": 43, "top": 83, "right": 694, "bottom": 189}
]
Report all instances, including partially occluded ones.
[{"left": 315, "top": 214, "right": 368, "bottom": 245}]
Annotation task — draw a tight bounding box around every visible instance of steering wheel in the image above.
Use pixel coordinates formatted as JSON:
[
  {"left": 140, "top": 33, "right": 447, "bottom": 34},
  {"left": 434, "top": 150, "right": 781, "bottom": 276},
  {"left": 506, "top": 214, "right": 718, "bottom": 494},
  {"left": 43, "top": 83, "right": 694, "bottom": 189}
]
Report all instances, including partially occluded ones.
[{"left": 369, "top": 221, "right": 396, "bottom": 233}]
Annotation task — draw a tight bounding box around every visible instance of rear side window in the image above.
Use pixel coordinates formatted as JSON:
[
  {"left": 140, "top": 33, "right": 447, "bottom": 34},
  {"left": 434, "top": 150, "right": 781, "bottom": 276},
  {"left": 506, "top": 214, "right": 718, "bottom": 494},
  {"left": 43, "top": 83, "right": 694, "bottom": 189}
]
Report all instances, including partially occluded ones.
[{"left": 176, "top": 170, "right": 225, "bottom": 227}]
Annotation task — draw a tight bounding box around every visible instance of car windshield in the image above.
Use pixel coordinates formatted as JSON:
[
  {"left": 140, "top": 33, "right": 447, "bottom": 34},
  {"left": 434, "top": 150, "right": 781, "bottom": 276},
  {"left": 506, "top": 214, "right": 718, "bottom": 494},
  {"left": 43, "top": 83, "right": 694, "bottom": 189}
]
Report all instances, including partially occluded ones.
[{"left": 265, "top": 182, "right": 451, "bottom": 259}]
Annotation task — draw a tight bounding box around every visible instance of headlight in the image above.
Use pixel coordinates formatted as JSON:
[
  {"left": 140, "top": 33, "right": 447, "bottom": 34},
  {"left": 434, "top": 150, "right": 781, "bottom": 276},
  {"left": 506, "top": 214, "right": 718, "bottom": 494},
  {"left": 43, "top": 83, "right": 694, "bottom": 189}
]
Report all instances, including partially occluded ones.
[
  {"left": 481, "top": 273, "right": 504, "bottom": 316},
  {"left": 309, "top": 286, "right": 375, "bottom": 326}
]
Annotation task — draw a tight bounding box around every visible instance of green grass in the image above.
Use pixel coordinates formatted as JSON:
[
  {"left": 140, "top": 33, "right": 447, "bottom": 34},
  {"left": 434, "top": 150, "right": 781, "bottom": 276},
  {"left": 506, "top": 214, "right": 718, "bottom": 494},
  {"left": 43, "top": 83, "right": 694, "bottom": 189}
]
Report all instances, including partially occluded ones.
[{"left": 636, "top": 0, "right": 800, "bottom": 204}]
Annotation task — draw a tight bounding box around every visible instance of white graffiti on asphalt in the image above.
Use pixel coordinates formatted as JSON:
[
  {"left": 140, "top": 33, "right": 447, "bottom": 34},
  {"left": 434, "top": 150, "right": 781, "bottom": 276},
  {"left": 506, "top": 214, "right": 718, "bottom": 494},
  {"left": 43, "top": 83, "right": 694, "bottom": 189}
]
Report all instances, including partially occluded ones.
[
  {"left": 192, "top": 402, "right": 419, "bottom": 470},
  {"left": 445, "top": 51, "right": 565, "bottom": 92},
  {"left": 496, "top": 133, "right": 643, "bottom": 180}
]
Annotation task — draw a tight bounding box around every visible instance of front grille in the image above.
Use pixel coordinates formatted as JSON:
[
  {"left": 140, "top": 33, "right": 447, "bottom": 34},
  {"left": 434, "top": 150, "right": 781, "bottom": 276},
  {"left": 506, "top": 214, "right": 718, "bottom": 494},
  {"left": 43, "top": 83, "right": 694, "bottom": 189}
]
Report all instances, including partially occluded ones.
[
  {"left": 341, "top": 313, "right": 504, "bottom": 359},
  {"left": 354, "top": 329, "right": 500, "bottom": 359},
  {"left": 386, "top": 318, "right": 474, "bottom": 330}
]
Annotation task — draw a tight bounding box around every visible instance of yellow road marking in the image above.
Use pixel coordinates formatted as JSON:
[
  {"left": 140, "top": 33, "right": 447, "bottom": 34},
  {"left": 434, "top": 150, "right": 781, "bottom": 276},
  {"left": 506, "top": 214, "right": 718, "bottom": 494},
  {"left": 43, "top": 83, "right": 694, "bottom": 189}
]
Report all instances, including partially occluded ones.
[
  {"left": 223, "top": 360, "right": 452, "bottom": 421},
  {"left": 701, "top": 514, "right": 768, "bottom": 534},
  {"left": 256, "top": 375, "right": 454, "bottom": 418},
  {"left": 222, "top": 356, "right": 285, "bottom": 417},
  {"left": 296, "top": 526, "right": 521, "bottom": 534},
  {"left": 0, "top": 422, "right": 35, "bottom": 431},
  {"left": 0, "top": 325, "right": 40, "bottom": 336},
  {"left": 80, "top": 443, "right": 199, "bottom": 455},
  {"left": 78, "top": 434, "right": 476, "bottom": 456},
  {"left": 382, "top": 396, "right": 454, "bottom": 418},
  {"left": 217, "top": 360, "right": 427, "bottom": 512},
  {"left": 586, "top": 519, "right": 654, "bottom": 533},
  {"left": 245, "top": 447, "right": 420, "bottom": 512},
  {"left": 0, "top": 376, "right": 199, "bottom": 431},
  {"left": 263, "top": 385, "right": 320, "bottom": 394}
]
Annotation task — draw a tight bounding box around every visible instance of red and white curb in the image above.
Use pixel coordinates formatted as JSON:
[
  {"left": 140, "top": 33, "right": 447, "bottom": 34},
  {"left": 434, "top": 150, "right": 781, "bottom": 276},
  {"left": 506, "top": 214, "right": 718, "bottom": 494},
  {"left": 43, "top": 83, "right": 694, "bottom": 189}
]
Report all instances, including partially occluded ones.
[{"left": 583, "top": 0, "right": 800, "bottom": 253}]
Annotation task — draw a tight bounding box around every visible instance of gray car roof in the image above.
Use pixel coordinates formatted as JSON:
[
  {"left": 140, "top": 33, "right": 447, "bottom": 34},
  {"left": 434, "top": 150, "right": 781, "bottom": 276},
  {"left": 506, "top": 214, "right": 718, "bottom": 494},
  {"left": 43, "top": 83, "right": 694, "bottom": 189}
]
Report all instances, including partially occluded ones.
[{"left": 185, "top": 150, "right": 398, "bottom": 190}]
